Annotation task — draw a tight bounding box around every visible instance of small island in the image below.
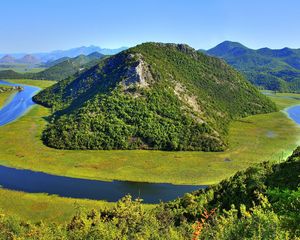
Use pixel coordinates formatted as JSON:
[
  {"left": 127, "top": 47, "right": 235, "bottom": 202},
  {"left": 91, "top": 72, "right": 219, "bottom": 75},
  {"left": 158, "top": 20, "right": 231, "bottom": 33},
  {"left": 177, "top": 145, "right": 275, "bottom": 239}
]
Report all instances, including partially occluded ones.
[{"left": 13, "top": 85, "right": 24, "bottom": 92}]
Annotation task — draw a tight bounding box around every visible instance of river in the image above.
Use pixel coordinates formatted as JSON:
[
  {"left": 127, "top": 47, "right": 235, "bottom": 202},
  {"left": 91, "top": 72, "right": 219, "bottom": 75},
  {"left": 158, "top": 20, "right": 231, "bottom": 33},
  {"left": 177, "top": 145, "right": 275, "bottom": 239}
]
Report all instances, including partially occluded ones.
[
  {"left": 0, "top": 80, "right": 40, "bottom": 126},
  {"left": 0, "top": 80, "right": 205, "bottom": 203},
  {"left": 1, "top": 81, "right": 300, "bottom": 203}
]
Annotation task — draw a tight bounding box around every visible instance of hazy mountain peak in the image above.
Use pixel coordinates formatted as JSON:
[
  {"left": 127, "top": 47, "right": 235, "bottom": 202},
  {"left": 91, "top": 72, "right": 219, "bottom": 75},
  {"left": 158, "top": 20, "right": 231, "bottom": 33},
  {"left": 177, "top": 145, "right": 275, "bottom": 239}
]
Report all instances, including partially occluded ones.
[
  {"left": 0, "top": 46, "right": 128, "bottom": 63},
  {"left": 19, "top": 54, "right": 40, "bottom": 64},
  {"left": 0, "top": 55, "right": 16, "bottom": 63},
  {"left": 87, "top": 51, "right": 105, "bottom": 58}
]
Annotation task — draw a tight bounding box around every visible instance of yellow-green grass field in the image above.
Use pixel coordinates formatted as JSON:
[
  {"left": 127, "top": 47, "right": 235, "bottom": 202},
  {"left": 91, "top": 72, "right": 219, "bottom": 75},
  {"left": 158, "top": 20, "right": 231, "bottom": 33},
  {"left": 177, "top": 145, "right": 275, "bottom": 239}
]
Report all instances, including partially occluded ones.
[
  {"left": 0, "top": 188, "right": 116, "bottom": 223},
  {"left": 266, "top": 92, "right": 300, "bottom": 110},
  {"left": 0, "top": 79, "right": 299, "bottom": 185},
  {"left": 0, "top": 90, "right": 15, "bottom": 108},
  {"left": 5, "top": 78, "right": 56, "bottom": 89}
]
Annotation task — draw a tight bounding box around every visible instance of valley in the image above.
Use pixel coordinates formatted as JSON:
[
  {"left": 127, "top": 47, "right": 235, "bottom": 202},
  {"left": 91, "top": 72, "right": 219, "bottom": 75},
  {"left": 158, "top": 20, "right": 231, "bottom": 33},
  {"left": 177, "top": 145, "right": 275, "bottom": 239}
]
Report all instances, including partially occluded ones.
[
  {"left": 1, "top": 1, "right": 300, "bottom": 238},
  {"left": 0, "top": 79, "right": 299, "bottom": 186},
  {"left": 0, "top": 78, "right": 300, "bottom": 226},
  {"left": 1, "top": 42, "right": 300, "bottom": 231}
]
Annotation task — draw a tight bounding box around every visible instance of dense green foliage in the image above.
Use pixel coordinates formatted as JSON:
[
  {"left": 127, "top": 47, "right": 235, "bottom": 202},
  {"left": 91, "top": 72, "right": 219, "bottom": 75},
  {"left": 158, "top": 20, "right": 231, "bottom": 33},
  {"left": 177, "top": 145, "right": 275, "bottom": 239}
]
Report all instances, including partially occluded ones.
[
  {"left": 42, "top": 57, "right": 71, "bottom": 67},
  {"left": 0, "top": 52, "right": 105, "bottom": 81},
  {"left": 1, "top": 146, "right": 299, "bottom": 239},
  {"left": 33, "top": 53, "right": 105, "bottom": 81},
  {"left": 0, "top": 69, "right": 24, "bottom": 79},
  {"left": 163, "top": 146, "right": 300, "bottom": 222},
  {"left": 33, "top": 42, "right": 276, "bottom": 151},
  {"left": 206, "top": 41, "right": 300, "bottom": 92}
]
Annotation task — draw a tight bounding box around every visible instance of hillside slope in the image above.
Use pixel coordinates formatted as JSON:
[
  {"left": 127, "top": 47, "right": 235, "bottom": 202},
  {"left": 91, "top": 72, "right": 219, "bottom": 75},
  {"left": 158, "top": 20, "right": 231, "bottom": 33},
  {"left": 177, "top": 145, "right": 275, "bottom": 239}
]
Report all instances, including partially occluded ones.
[
  {"left": 161, "top": 146, "right": 300, "bottom": 238},
  {"left": 206, "top": 41, "right": 300, "bottom": 92},
  {"left": 34, "top": 42, "right": 276, "bottom": 151},
  {"left": 42, "top": 56, "right": 71, "bottom": 67},
  {"left": 33, "top": 52, "right": 105, "bottom": 80}
]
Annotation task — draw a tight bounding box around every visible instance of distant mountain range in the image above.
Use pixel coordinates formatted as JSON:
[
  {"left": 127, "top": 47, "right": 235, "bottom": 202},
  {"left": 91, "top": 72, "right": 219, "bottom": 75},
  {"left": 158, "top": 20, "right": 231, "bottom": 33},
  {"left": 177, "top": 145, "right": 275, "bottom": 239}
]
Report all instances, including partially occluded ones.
[
  {"left": 0, "top": 45, "right": 128, "bottom": 64},
  {"left": 0, "top": 52, "right": 106, "bottom": 81},
  {"left": 205, "top": 41, "right": 300, "bottom": 92},
  {"left": 0, "top": 54, "right": 41, "bottom": 64}
]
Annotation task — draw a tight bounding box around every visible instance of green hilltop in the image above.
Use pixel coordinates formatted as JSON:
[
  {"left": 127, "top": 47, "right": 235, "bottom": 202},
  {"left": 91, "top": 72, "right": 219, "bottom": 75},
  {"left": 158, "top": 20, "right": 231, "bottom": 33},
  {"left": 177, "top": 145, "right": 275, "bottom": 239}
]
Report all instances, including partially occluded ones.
[
  {"left": 206, "top": 41, "right": 300, "bottom": 92},
  {"left": 33, "top": 42, "right": 276, "bottom": 151}
]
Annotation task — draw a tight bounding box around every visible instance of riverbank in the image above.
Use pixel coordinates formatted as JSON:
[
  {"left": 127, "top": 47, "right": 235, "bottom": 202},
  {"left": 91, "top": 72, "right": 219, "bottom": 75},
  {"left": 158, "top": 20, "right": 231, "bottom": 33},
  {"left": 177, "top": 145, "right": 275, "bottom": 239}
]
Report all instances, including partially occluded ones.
[
  {"left": 0, "top": 79, "right": 300, "bottom": 185},
  {"left": 0, "top": 188, "right": 115, "bottom": 223},
  {"left": 0, "top": 90, "right": 15, "bottom": 108}
]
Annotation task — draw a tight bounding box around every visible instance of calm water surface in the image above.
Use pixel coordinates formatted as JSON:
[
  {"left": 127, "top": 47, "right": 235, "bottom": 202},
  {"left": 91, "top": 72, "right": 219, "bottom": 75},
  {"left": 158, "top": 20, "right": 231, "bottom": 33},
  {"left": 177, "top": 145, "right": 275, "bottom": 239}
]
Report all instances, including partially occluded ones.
[
  {"left": 286, "top": 105, "right": 300, "bottom": 124},
  {"left": 0, "top": 80, "right": 40, "bottom": 126},
  {"left": 0, "top": 165, "right": 205, "bottom": 203}
]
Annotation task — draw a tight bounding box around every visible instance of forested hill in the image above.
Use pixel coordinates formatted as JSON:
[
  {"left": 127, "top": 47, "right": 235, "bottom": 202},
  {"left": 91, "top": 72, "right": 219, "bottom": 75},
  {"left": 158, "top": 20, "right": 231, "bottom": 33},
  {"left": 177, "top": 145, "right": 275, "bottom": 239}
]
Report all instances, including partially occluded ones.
[
  {"left": 0, "top": 52, "right": 105, "bottom": 81},
  {"left": 33, "top": 52, "right": 106, "bottom": 80},
  {"left": 33, "top": 42, "right": 276, "bottom": 151},
  {"left": 206, "top": 41, "right": 300, "bottom": 92},
  {"left": 161, "top": 146, "right": 300, "bottom": 238}
]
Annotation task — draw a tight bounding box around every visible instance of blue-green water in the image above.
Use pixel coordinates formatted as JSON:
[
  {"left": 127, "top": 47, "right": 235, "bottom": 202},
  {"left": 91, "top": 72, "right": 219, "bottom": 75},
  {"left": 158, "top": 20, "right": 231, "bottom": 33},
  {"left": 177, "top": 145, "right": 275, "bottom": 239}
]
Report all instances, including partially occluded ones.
[{"left": 0, "top": 80, "right": 40, "bottom": 126}]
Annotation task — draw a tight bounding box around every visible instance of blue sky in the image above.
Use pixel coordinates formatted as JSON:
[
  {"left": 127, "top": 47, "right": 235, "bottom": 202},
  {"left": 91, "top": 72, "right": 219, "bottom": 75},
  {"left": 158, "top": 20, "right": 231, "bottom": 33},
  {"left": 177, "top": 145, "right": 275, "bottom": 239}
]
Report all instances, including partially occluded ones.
[{"left": 1, "top": 0, "right": 300, "bottom": 52}]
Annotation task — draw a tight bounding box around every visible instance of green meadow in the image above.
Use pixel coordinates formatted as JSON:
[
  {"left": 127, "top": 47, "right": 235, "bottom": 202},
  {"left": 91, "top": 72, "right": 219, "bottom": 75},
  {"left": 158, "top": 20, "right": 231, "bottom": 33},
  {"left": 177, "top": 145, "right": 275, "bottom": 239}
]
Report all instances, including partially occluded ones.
[
  {"left": 0, "top": 79, "right": 299, "bottom": 185},
  {"left": 266, "top": 92, "right": 300, "bottom": 109},
  {"left": 0, "top": 91, "right": 15, "bottom": 107},
  {"left": 0, "top": 188, "right": 116, "bottom": 223},
  {"left": 6, "top": 78, "right": 56, "bottom": 89}
]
